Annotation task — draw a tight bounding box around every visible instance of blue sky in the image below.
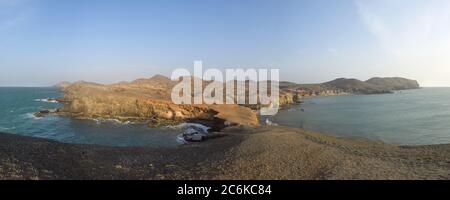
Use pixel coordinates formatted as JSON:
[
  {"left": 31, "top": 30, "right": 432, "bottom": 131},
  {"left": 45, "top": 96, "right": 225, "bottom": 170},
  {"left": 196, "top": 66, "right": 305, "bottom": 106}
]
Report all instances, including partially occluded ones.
[{"left": 1, "top": 0, "right": 450, "bottom": 86}]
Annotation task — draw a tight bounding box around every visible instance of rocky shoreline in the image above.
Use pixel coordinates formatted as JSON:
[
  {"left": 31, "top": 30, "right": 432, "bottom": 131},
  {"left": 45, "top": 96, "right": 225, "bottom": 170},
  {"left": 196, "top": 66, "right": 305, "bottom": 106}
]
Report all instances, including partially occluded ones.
[
  {"left": 30, "top": 76, "right": 423, "bottom": 144},
  {"left": 36, "top": 76, "right": 419, "bottom": 130},
  {"left": 3, "top": 75, "right": 439, "bottom": 179},
  {"left": 1, "top": 125, "right": 449, "bottom": 180}
]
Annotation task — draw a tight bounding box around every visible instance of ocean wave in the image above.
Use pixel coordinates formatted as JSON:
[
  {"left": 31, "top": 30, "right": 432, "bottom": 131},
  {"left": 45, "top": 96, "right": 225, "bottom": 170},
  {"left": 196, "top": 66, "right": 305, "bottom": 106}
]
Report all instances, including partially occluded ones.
[
  {"left": 24, "top": 113, "right": 43, "bottom": 120},
  {"left": 92, "top": 118, "right": 135, "bottom": 125},
  {"left": 167, "top": 123, "right": 211, "bottom": 133},
  {"left": 169, "top": 123, "right": 211, "bottom": 144},
  {"left": 0, "top": 126, "right": 15, "bottom": 131},
  {"left": 176, "top": 134, "right": 188, "bottom": 144},
  {"left": 93, "top": 119, "right": 101, "bottom": 125},
  {"left": 34, "top": 98, "right": 58, "bottom": 103},
  {"left": 265, "top": 118, "right": 278, "bottom": 126}
]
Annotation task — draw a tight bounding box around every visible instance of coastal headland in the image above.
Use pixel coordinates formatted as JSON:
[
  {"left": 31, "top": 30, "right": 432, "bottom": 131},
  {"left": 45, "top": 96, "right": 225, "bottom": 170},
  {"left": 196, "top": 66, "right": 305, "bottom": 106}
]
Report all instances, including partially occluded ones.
[{"left": 48, "top": 75, "right": 420, "bottom": 129}]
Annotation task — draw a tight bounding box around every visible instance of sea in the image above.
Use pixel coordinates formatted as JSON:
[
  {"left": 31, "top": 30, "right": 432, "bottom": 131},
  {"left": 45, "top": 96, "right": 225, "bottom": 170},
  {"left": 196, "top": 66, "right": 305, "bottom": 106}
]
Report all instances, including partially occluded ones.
[
  {"left": 1, "top": 87, "right": 450, "bottom": 146},
  {"left": 266, "top": 87, "right": 450, "bottom": 145},
  {"left": 0, "top": 87, "right": 186, "bottom": 147}
]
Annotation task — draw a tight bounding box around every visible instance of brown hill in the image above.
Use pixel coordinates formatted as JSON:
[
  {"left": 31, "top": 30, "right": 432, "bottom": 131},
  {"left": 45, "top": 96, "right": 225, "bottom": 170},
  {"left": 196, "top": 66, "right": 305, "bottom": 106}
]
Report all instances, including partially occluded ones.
[
  {"left": 366, "top": 77, "right": 420, "bottom": 90},
  {"left": 55, "top": 75, "right": 419, "bottom": 128},
  {"left": 323, "top": 78, "right": 389, "bottom": 94},
  {"left": 58, "top": 75, "right": 259, "bottom": 128}
]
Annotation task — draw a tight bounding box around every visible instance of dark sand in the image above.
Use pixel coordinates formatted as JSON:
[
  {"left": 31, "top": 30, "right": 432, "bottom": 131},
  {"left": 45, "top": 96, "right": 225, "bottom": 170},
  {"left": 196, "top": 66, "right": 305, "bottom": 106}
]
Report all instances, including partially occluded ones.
[{"left": 1, "top": 126, "right": 449, "bottom": 180}]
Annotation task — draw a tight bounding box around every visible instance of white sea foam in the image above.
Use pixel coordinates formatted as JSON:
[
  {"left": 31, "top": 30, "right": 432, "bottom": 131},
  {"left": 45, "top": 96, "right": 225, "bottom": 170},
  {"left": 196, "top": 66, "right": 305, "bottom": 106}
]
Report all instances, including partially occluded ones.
[
  {"left": 24, "top": 113, "right": 42, "bottom": 120},
  {"left": 93, "top": 119, "right": 101, "bottom": 125},
  {"left": 92, "top": 118, "right": 136, "bottom": 125},
  {"left": 167, "top": 123, "right": 211, "bottom": 133},
  {"left": 0, "top": 126, "right": 14, "bottom": 131},
  {"left": 265, "top": 118, "right": 278, "bottom": 126},
  {"left": 34, "top": 98, "right": 58, "bottom": 103},
  {"left": 170, "top": 123, "right": 211, "bottom": 144},
  {"left": 176, "top": 134, "right": 188, "bottom": 144},
  {"left": 169, "top": 123, "right": 211, "bottom": 144}
]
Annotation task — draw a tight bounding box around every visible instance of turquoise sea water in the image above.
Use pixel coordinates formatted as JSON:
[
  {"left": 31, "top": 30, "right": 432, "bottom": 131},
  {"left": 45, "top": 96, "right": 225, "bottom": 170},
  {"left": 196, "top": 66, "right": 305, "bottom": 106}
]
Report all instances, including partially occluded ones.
[
  {"left": 0, "top": 87, "right": 182, "bottom": 147},
  {"left": 268, "top": 88, "right": 450, "bottom": 145},
  {"left": 2, "top": 87, "right": 450, "bottom": 146}
]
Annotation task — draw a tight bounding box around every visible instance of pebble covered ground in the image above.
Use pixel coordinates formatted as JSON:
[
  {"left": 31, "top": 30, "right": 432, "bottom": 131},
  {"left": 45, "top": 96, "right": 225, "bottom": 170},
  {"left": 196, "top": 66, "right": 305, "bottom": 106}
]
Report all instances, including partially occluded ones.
[{"left": 1, "top": 126, "right": 449, "bottom": 180}]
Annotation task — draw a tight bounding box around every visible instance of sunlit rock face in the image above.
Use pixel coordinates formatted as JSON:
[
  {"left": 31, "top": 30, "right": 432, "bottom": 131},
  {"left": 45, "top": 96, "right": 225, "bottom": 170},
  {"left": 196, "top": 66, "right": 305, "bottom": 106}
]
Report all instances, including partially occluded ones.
[
  {"left": 58, "top": 75, "right": 260, "bottom": 128},
  {"left": 56, "top": 75, "right": 419, "bottom": 128}
]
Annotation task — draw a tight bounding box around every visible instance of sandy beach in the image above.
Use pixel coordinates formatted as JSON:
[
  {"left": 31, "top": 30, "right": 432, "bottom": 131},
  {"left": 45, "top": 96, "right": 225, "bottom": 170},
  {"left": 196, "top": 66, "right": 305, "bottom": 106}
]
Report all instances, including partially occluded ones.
[{"left": 1, "top": 125, "right": 449, "bottom": 180}]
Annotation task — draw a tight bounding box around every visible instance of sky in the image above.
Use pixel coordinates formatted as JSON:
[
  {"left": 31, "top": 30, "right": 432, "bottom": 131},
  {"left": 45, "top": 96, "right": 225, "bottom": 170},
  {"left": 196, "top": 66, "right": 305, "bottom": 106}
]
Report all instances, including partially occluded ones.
[{"left": 1, "top": 0, "right": 450, "bottom": 87}]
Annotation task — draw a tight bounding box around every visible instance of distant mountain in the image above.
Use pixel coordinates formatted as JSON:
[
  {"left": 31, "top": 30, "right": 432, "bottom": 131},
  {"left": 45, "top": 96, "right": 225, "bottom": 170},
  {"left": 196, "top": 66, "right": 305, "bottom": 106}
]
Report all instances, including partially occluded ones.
[
  {"left": 323, "top": 78, "right": 382, "bottom": 93},
  {"left": 279, "top": 77, "right": 420, "bottom": 95},
  {"left": 365, "top": 77, "right": 420, "bottom": 90},
  {"left": 323, "top": 77, "right": 419, "bottom": 94},
  {"left": 322, "top": 77, "right": 419, "bottom": 94}
]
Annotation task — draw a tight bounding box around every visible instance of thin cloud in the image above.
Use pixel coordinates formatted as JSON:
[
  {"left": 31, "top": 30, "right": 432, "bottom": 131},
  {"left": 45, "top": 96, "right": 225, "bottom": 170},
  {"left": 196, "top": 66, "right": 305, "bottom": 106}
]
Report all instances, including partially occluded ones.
[
  {"left": 356, "top": 0, "right": 450, "bottom": 58},
  {"left": 327, "top": 48, "right": 337, "bottom": 55},
  {"left": 356, "top": 0, "right": 450, "bottom": 86}
]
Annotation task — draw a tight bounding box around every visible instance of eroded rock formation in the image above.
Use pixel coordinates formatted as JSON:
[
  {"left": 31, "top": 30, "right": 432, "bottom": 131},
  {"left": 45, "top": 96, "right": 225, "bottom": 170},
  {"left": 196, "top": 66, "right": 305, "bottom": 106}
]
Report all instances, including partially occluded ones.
[{"left": 58, "top": 76, "right": 260, "bottom": 128}]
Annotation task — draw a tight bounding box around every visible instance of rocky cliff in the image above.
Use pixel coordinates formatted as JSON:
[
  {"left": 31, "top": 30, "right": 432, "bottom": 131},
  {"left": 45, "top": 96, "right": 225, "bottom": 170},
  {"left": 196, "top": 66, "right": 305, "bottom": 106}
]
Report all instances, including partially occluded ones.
[
  {"left": 55, "top": 75, "right": 419, "bottom": 128},
  {"left": 58, "top": 76, "right": 260, "bottom": 128}
]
